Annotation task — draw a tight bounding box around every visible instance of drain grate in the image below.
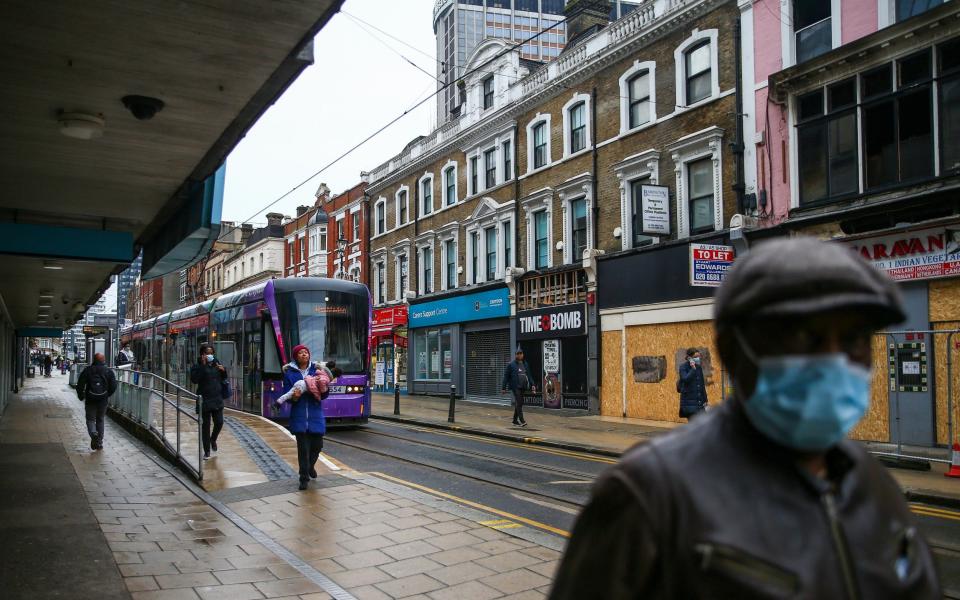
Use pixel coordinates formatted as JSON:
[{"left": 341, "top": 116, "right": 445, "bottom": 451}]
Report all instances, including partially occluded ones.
[{"left": 224, "top": 415, "right": 298, "bottom": 481}]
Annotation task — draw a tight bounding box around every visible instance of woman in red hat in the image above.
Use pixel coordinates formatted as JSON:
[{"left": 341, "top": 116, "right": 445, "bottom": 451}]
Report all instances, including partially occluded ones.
[{"left": 276, "top": 344, "right": 329, "bottom": 490}]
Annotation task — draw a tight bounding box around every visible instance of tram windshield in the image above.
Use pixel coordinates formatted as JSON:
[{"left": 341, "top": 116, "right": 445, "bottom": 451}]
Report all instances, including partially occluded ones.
[{"left": 277, "top": 290, "right": 368, "bottom": 373}]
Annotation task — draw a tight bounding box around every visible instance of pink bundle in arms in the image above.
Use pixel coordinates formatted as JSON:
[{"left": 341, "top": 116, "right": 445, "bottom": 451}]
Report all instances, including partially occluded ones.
[{"left": 304, "top": 371, "right": 331, "bottom": 398}]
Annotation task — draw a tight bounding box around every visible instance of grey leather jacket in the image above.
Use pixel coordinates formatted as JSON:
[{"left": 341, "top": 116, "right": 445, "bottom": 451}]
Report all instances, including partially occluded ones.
[{"left": 549, "top": 400, "right": 940, "bottom": 599}]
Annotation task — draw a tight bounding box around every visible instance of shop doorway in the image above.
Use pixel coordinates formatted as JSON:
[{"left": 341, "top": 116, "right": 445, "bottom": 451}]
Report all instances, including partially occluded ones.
[
  {"left": 887, "top": 283, "right": 935, "bottom": 447},
  {"left": 466, "top": 329, "right": 511, "bottom": 404}
]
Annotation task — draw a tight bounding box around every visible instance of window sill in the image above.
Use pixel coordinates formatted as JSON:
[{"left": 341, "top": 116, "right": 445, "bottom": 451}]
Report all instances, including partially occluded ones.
[
  {"left": 465, "top": 179, "right": 514, "bottom": 201},
  {"left": 562, "top": 146, "right": 594, "bottom": 162}
]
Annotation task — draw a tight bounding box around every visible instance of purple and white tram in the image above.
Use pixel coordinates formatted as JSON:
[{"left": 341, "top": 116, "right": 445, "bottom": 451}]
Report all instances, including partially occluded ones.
[{"left": 120, "top": 278, "right": 371, "bottom": 424}]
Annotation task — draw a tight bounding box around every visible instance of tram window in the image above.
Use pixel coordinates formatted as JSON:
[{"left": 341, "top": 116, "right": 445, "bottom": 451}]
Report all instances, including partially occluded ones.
[{"left": 262, "top": 318, "right": 282, "bottom": 375}]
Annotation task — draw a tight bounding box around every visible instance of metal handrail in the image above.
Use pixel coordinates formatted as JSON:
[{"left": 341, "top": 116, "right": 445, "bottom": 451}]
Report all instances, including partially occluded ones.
[{"left": 107, "top": 367, "right": 203, "bottom": 480}]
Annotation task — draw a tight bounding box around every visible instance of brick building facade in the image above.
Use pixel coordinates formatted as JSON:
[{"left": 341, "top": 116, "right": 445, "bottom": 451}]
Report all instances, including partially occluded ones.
[{"left": 365, "top": 0, "right": 742, "bottom": 411}]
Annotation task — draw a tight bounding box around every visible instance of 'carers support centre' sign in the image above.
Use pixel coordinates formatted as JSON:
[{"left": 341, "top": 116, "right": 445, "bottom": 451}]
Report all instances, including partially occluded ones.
[{"left": 689, "top": 243, "right": 735, "bottom": 287}]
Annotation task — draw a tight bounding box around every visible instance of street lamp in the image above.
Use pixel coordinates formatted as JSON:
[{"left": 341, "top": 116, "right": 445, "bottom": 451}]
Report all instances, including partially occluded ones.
[{"left": 336, "top": 237, "right": 348, "bottom": 279}]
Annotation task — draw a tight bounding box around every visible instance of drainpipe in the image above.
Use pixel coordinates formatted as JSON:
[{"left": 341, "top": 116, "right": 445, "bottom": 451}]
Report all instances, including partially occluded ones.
[
  {"left": 589, "top": 86, "right": 601, "bottom": 411},
  {"left": 732, "top": 17, "right": 747, "bottom": 215},
  {"left": 513, "top": 124, "right": 521, "bottom": 266}
]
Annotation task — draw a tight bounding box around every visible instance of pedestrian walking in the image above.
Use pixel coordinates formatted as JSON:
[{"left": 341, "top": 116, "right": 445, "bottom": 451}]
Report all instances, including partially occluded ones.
[
  {"left": 43, "top": 353, "right": 52, "bottom": 377},
  {"left": 549, "top": 237, "right": 940, "bottom": 599},
  {"left": 189, "top": 344, "right": 227, "bottom": 460},
  {"left": 677, "top": 347, "right": 708, "bottom": 419},
  {"left": 276, "top": 344, "right": 331, "bottom": 491},
  {"left": 501, "top": 347, "right": 535, "bottom": 427},
  {"left": 76, "top": 352, "right": 118, "bottom": 450},
  {"left": 115, "top": 343, "right": 132, "bottom": 368}
]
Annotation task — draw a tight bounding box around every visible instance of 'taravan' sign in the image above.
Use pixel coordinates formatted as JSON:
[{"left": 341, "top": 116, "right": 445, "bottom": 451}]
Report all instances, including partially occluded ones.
[
  {"left": 847, "top": 226, "right": 960, "bottom": 282},
  {"left": 517, "top": 303, "right": 586, "bottom": 340}
]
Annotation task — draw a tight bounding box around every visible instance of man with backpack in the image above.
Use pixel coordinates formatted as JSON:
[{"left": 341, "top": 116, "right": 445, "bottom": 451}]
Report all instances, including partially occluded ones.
[{"left": 76, "top": 353, "right": 118, "bottom": 450}]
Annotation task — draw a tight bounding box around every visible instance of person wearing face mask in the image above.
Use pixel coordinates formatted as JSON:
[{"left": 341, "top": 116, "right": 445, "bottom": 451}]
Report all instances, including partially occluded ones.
[
  {"left": 549, "top": 237, "right": 940, "bottom": 600},
  {"left": 678, "top": 347, "right": 708, "bottom": 420},
  {"left": 190, "top": 343, "right": 228, "bottom": 460}
]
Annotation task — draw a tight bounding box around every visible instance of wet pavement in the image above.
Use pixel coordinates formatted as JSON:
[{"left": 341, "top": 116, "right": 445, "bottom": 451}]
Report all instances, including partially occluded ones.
[{"left": 1, "top": 375, "right": 562, "bottom": 600}]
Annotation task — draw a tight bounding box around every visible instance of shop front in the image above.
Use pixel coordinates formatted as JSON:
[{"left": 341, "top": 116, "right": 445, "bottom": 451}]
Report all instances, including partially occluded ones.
[
  {"left": 370, "top": 305, "right": 408, "bottom": 393},
  {"left": 598, "top": 235, "right": 733, "bottom": 423},
  {"left": 516, "top": 302, "right": 589, "bottom": 411},
  {"left": 408, "top": 285, "right": 512, "bottom": 402},
  {"left": 836, "top": 224, "right": 960, "bottom": 447}
]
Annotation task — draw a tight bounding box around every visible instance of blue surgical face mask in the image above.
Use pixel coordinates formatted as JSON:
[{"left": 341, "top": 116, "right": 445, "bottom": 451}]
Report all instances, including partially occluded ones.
[
  {"left": 735, "top": 330, "right": 871, "bottom": 452},
  {"left": 692, "top": 357, "right": 701, "bottom": 365},
  {"left": 206, "top": 354, "right": 215, "bottom": 363}
]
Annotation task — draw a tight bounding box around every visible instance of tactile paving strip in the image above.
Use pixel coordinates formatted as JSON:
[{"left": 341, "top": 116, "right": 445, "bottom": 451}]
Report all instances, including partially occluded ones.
[{"left": 223, "top": 415, "right": 298, "bottom": 481}]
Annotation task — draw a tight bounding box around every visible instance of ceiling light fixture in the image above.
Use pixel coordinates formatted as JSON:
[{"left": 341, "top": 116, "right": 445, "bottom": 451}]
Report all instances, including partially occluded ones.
[
  {"left": 58, "top": 111, "right": 105, "bottom": 140},
  {"left": 42, "top": 261, "right": 64, "bottom": 270},
  {"left": 38, "top": 303, "right": 52, "bottom": 308},
  {"left": 39, "top": 291, "right": 54, "bottom": 299}
]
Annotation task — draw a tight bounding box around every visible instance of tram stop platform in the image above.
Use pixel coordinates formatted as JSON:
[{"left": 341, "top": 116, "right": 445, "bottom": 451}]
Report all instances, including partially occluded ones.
[
  {"left": 371, "top": 392, "right": 960, "bottom": 509},
  {"left": 1, "top": 375, "right": 562, "bottom": 600}
]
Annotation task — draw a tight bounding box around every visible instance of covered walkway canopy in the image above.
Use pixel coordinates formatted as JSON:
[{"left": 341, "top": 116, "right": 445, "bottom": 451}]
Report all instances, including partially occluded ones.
[{"left": 0, "top": 0, "right": 342, "bottom": 332}]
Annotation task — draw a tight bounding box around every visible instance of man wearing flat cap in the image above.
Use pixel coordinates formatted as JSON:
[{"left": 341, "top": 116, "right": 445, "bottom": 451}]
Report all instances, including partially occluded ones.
[{"left": 549, "top": 237, "right": 940, "bottom": 599}]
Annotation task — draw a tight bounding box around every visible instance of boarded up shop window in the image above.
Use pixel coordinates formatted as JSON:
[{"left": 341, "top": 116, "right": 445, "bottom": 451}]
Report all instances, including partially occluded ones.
[{"left": 632, "top": 356, "right": 666, "bottom": 383}]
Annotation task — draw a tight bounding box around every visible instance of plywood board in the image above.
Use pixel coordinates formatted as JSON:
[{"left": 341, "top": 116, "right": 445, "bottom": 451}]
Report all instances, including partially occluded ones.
[
  {"left": 849, "top": 335, "right": 891, "bottom": 442},
  {"left": 930, "top": 279, "right": 960, "bottom": 322},
  {"left": 622, "top": 321, "right": 722, "bottom": 422},
  {"left": 601, "top": 330, "right": 623, "bottom": 417},
  {"left": 934, "top": 322, "right": 960, "bottom": 446}
]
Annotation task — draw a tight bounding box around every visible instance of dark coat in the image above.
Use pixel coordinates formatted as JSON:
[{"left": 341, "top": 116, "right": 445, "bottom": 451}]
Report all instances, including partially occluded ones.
[
  {"left": 549, "top": 400, "right": 941, "bottom": 599},
  {"left": 282, "top": 362, "right": 326, "bottom": 435},
  {"left": 76, "top": 362, "right": 117, "bottom": 402},
  {"left": 190, "top": 360, "right": 227, "bottom": 410},
  {"left": 501, "top": 359, "right": 534, "bottom": 392},
  {"left": 678, "top": 360, "right": 707, "bottom": 410}
]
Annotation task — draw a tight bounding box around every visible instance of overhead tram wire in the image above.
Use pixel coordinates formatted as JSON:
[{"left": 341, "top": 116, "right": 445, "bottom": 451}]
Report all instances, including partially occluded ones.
[
  {"left": 231, "top": 15, "right": 569, "bottom": 227},
  {"left": 340, "top": 12, "right": 442, "bottom": 83}
]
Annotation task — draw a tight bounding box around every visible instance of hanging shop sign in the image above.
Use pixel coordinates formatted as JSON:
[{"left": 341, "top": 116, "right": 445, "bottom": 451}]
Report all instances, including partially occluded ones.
[
  {"left": 847, "top": 226, "right": 960, "bottom": 282},
  {"left": 516, "top": 303, "right": 586, "bottom": 340},
  {"left": 640, "top": 185, "right": 671, "bottom": 235},
  {"left": 689, "top": 243, "right": 735, "bottom": 287}
]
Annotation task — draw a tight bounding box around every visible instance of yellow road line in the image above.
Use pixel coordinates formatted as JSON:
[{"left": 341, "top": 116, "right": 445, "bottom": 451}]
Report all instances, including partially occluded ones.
[
  {"left": 369, "top": 471, "right": 571, "bottom": 538},
  {"left": 912, "top": 508, "right": 960, "bottom": 522},
  {"left": 909, "top": 503, "right": 960, "bottom": 517},
  {"left": 381, "top": 421, "right": 618, "bottom": 465}
]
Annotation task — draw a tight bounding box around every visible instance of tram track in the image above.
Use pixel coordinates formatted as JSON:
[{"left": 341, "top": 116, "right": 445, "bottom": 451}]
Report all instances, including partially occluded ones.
[{"left": 324, "top": 426, "right": 595, "bottom": 510}]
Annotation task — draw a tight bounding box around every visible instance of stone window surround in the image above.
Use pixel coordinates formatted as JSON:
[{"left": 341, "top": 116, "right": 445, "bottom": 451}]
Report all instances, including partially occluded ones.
[
  {"left": 463, "top": 198, "right": 515, "bottom": 285},
  {"left": 414, "top": 230, "right": 436, "bottom": 296},
  {"left": 395, "top": 185, "right": 410, "bottom": 229},
  {"left": 522, "top": 187, "right": 554, "bottom": 270},
  {"left": 618, "top": 60, "right": 658, "bottom": 135},
  {"left": 418, "top": 173, "right": 435, "bottom": 217},
  {"left": 370, "top": 248, "right": 388, "bottom": 306},
  {"left": 614, "top": 149, "right": 661, "bottom": 251},
  {"left": 675, "top": 28, "right": 720, "bottom": 108},
  {"left": 666, "top": 126, "right": 725, "bottom": 239},
  {"left": 556, "top": 173, "right": 594, "bottom": 265},
  {"left": 464, "top": 126, "right": 515, "bottom": 199},
  {"left": 390, "top": 239, "right": 411, "bottom": 302},
  {"left": 441, "top": 160, "right": 459, "bottom": 207},
  {"left": 374, "top": 197, "right": 387, "bottom": 236},
  {"left": 437, "top": 221, "right": 460, "bottom": 291},
  {"left": 525, "top": 113, "right": 554, "bottom": 175},
  {"left": 561, "top": 92, "right": 593, "bottom": 159},
  {"left": 780, "top": 0, "right": 843, "bottom": 68}
]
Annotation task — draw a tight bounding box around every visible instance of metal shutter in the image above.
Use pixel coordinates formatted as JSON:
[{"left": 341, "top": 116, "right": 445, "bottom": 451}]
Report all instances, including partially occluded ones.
[{"left": 465, "top": 329, "right": 511, "bottom": 404}]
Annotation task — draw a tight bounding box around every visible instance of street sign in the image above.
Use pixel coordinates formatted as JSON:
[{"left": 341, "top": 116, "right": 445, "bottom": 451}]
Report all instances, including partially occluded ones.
[
  {"left": 689, "top": 243, "right": 735, "bottom": 287},
  {"left": 640, "top": 185, "right": 670, "bottom": 235}
]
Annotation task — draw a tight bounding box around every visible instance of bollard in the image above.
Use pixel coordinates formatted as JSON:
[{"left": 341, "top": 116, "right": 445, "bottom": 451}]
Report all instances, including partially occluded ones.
[
  {"left": 393, "top": 384, "right": 400, "bottom": 416},
  {"left": 448, "top": 384, "right": 457, "bottom": 423}
]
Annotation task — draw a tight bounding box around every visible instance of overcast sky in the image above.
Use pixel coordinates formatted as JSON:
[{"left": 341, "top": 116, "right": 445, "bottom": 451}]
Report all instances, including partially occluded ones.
[{"left": 221, "top": 0, "right": 439, "bottom": 224}]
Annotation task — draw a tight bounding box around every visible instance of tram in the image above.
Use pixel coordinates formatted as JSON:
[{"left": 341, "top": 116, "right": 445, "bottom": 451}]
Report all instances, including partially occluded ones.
[{"left": 120, "top": 278, "right": 371, "bottom": 424}]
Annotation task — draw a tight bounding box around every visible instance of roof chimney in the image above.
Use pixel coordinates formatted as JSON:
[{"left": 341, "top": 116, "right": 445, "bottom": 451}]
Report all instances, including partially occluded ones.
[
  {"left": 315, "top": 183, "right": 331, "bottom": 202},
  {"left": 265, "top": 212, "right": 284, "bottom": 227},
  {"left": 240, "top": 223, "right": 254, "bottom": 244},
  {"left": 564, "top": 0, "right": 612, "bottom": 44},
  {"left": 296, "top": 205, "right": 310, "bottom": 217}
]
